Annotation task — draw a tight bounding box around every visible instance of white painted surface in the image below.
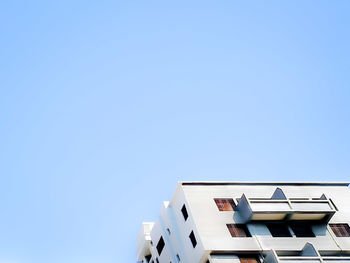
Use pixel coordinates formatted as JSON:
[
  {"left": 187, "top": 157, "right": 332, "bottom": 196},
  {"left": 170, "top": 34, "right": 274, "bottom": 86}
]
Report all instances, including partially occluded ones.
[{"left": 137, "top": 182, "right": 350, "bottom": 263}]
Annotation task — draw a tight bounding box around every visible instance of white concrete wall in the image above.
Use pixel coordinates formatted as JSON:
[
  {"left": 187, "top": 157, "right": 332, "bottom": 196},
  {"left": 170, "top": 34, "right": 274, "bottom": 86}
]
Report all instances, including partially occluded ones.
[
  {"left": 138, "top": 183, "right": 350, "bottom": 263},
  {"left": 182, "top": 184, "right": 350, "bottom": 254},
  {"left": 136, "top": 222, "right": 154, "bottom": 261},
  {"left": 168, "top": 185, "right": 207, "bottom": 263}
]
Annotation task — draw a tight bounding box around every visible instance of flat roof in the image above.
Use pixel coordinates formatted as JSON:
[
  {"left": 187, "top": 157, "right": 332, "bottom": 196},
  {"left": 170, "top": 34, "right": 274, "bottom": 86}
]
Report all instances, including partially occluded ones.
[{"left": 181, "top": 181, "right": 349, "bottom": 186}]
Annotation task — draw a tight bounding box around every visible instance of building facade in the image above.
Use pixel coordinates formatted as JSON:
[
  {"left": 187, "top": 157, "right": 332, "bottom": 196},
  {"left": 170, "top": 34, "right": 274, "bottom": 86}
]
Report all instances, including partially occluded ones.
[{"left": 137, "top": 182, "right": 350, "bottom": 263}]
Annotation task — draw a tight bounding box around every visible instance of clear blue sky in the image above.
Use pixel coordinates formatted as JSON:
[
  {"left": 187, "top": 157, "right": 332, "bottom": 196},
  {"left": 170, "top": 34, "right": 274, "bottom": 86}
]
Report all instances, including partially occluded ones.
[{"left": 0, "top": 1, "right": 349, "bottom": 263}]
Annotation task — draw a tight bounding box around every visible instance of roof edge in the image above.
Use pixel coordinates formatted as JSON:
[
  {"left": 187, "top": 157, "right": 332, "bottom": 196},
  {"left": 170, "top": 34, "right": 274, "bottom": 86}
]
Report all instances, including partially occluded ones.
[{"left": 181, "top": 181, "right": 350, "bottom": 186}]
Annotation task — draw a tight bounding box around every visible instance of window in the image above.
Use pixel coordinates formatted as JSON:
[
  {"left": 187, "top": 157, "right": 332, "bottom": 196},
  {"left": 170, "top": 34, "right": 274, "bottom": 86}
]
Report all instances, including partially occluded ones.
[
  {"left": 145, "top": 255, "right": 152, "bottom": 263},
  {"left": 166, "top": 228, "right": 171, "bottom": 235},
  {"left": 181, "top": 204, "right": 188, "bottom": 221},
  {"left": 189, "top": 231, "right": 197, "bottom": 248},
  {"left": 156, "top": 236, "right": 165, "bottom": 255},
  {"left": 156, "top": 258, "right": 159, "bottom": 263},
  {"left": 239, "top": 257, "right": 260, "bottom": 263},
  {"left": 227, "top": 224, "right": 251, "bottom": 237},
  {"left": 176, "top": 254, "right": 180, "bottom": 262},
  {"left": 330, "top": 224, "right": 350, "bottom": 237},
  {"left": 266, "top": 224, "right": 292, "bottom": 237},
  {"left": 290, "top": 223, "right": 315, "bottom": 237},
  {"left": 214, "top": 198, "right": 236, "bottom": 211}
]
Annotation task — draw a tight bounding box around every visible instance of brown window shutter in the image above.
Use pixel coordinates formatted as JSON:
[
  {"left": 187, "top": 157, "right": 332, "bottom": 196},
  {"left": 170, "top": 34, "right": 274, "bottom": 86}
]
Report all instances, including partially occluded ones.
[
  {"left": 214, "top": 198, "right": 235, "bottom": 211},
  {"left": 227, "top": 224, "right": 249, "bottom": 237},
  {"left": 240, "top": 258, "right": 259, "bottom": 263},
  {"left": 330, "top": 224, "right": 350, "bottom": 237}
]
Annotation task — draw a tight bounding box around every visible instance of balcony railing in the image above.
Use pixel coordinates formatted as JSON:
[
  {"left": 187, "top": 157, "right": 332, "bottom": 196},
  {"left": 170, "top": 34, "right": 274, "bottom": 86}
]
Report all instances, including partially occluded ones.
[
  {"left": 236, "top": 188, "right": 336, "bottom": 223},
  {"left": 264, "top": 243, "right": 350, "bottom": 263}
]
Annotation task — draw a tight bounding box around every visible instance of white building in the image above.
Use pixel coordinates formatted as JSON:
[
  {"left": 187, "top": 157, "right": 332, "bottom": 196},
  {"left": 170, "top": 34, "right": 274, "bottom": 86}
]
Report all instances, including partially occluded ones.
[{"left": 137, "top": 182, "right": 350, "bottom": 263}]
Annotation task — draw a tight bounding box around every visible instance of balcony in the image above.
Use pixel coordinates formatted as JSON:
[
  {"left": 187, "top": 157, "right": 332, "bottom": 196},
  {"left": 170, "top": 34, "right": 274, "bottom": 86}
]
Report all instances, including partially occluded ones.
[
  {"left": 136, "top": 222, "right": 154, "bottom": 261},
  {"left": 236, "top": 188, "right": 336, "bottom": 223},
  {"left": 264, "top": 243, "right": 350, "bottom": 263}
]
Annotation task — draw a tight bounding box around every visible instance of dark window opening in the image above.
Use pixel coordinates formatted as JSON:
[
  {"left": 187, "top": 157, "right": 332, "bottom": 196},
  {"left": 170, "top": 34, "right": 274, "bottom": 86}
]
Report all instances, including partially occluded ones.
[
  {"left": 214, "top": 198, "right": 236, "bottom": 211},
  {"left": 290, "top": 223, "right": 315, "bottom": 237},
  {"left": 156, "top": 258, "right": 159, "bottom": 263},
  {"left": 181, "top": 204, "right": 188, "bottom": 221},
  {"left": 267, "top": 224, "right": 292, "bottom": 237},
  {"left": 330, "top": 224, "right": 350, "bottom": 237},
  {"left": 176, "top": 254, "right": 180, "bottom": 262},
  {"left": 145, "top": 255, "right": 152, "bottom": 263},
  {"left": 156, "top": 236, "right": 165, "bottom": 255},
  {"left": 189, "top": 231, "right": 197, "bottom": 248},
  {"left": 227, "top": 224, "right": 251, "bottom": 237}
]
